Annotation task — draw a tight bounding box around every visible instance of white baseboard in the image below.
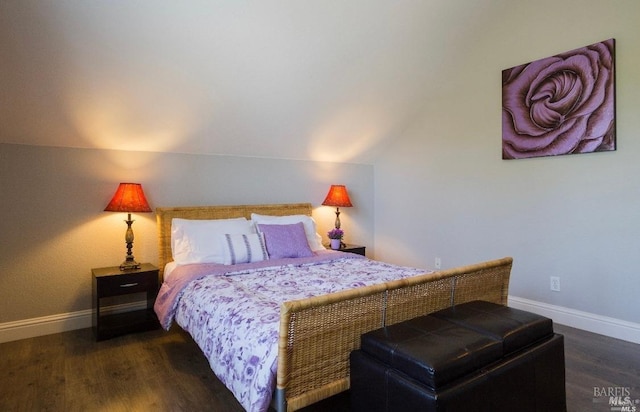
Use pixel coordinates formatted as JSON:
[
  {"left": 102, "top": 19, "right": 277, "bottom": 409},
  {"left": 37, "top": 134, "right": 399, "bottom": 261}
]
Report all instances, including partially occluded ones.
[
  {"left": 0, "top": 302, "right": 147, "bottom": 344},
  {"left": 509, "top": 295, "right": 640, "bottom": 345},
  {"left": 3, "top": 298, "right": 639, "bottom": 345}
]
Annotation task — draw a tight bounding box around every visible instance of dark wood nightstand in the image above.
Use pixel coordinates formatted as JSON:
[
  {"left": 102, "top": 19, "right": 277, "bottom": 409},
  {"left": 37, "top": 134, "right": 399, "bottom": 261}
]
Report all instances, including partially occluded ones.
[
  {"left": 332, "top": 244, "right": 366, "bottom": 256},
  {"left": 92, "top": 263, "right": 160, "bottom": 341}
]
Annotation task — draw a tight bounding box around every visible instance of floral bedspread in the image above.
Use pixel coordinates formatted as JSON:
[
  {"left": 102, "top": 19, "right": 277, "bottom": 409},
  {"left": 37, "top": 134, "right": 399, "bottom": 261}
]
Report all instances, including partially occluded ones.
[{"left": 155, "top": 252, "right": 426, "bottom": 412}]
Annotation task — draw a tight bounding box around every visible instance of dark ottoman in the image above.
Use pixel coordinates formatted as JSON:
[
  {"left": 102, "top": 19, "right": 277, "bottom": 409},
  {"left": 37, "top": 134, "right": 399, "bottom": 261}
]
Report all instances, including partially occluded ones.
[{"left": 350, "top": 300, "right": 566, "bottom": 412}]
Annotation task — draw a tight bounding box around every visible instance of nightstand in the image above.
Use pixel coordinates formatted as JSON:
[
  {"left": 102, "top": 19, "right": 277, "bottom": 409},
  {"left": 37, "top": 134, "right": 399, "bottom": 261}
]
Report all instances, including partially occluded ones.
[
  {"left": 334, "top": 244, "right": 366, "bottom": 256},
  {"left": 92, "top": 263, "right": 160, "bottom": 341}
]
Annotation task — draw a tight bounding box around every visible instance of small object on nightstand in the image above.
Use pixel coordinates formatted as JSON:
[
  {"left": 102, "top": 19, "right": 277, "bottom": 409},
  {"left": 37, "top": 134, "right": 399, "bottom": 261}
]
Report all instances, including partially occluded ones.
[
  {"left": 327, "top": 228, "right": 344, "bottom": 250},
  {"left": 92, "top": 263, "right": 159, "bottom": 341},
  {"left": 327, "top": 243, "right": 366, "bottom": 256}
]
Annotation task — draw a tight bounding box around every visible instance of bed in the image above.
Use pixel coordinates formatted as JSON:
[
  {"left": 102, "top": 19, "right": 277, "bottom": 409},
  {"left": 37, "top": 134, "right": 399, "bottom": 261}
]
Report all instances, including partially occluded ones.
[{"left": 154, "top": 203, "right": 513, "bottom": 412}]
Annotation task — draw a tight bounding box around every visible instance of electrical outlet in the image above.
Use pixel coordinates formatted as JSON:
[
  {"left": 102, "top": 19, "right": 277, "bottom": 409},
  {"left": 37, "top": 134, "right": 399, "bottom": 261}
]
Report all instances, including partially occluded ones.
[
  {"left": 550, "top": 276, "right": 560, "bottom": 292},
  {"left": 435, "top": 257, "right": 442, "bottom": 269}
]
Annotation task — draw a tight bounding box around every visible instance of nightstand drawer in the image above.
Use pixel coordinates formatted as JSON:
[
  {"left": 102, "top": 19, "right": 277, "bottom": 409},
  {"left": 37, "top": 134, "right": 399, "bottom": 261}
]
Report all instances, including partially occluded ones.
[{"left": 96, "top": 272, "right": 157, "bottom": 297}]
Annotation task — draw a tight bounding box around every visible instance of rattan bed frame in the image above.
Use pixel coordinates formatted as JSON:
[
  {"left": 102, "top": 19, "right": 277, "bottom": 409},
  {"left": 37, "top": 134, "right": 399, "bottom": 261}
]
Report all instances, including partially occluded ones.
[{"left": 156, "top": 203, "right": 513, "bottom": 412}]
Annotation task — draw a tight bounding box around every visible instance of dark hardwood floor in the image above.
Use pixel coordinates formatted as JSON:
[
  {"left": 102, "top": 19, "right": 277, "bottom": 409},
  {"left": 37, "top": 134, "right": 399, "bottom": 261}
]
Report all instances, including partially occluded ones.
[{"left": 1, "top": 323, "right": 638, "bottom": 411}]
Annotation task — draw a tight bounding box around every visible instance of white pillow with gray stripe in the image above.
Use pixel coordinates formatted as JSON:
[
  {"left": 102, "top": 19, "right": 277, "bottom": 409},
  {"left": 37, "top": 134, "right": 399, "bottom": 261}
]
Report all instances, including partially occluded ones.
[{"left": 220, "top": 233, "right": 269, "bottom": 265}]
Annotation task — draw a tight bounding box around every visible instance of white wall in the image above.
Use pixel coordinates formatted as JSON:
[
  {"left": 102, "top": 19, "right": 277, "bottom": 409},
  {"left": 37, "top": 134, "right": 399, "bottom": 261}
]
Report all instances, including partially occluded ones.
[
  {"left": 375, "top": 0, "right": 640, "bottom": 331},
  {"left": 0, "top": 143, "right": 373, "bottom": 327}
]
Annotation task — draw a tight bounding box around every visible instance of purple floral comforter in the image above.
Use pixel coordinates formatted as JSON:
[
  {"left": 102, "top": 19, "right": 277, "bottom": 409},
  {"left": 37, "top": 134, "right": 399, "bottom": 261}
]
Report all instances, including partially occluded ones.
[{"left": 154, "top": 251, "right": 426, "bottom": 412}]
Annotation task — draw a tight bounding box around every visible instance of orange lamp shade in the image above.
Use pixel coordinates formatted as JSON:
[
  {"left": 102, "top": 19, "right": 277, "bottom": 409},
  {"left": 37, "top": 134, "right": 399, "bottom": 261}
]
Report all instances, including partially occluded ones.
[
  {"left": 104, "top": 183, "right": 152, "bottom": 213},
  {"left": 321, "top": 185, "right": 353, "bottom": 208}
]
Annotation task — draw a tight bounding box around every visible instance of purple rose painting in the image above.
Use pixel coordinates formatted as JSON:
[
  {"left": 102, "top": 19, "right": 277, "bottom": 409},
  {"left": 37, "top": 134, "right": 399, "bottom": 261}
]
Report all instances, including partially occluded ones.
[{"left": 502, "top": 39, "right": 615, "bottom": 159}]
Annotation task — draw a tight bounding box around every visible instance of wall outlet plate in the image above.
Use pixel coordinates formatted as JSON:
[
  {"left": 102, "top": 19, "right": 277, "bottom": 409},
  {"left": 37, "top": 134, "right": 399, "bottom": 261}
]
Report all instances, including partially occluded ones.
[{"left": 550, "top": 276, "right": 560, "bottom": 292}]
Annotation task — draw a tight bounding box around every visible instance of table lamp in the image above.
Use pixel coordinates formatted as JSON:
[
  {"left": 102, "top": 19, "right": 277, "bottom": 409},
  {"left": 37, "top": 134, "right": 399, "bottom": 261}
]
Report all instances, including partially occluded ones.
[
  {"left": 322, "top": 184, "right": 353, "bottom": 230},
  {"left": 104, "top": 183, "right": 152, "bottom": 270}
]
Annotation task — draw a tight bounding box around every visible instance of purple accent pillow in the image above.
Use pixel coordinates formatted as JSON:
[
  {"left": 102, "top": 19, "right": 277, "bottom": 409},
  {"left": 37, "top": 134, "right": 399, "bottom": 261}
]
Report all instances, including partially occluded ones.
[{"left": 257, "top": 222, "right": 314, "bottom": 259}]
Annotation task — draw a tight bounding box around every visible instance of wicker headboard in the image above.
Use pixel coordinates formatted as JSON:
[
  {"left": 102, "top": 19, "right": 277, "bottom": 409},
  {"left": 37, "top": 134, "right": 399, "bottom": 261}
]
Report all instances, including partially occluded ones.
[{"left": 156, "top": 203, "right": 313, "bottom": 278}]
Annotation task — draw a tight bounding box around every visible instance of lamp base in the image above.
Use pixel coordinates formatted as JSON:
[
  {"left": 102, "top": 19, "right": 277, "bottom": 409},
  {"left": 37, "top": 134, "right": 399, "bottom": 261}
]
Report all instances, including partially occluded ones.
[
  {"left": 334, "top": 208, "right": 341, "bottom": 229},
  {"left": 119, "top": 216, "right": 140, "bottom": 271},
  {"left": 119, "top": 259, "right": 141, "bottom": 271}
]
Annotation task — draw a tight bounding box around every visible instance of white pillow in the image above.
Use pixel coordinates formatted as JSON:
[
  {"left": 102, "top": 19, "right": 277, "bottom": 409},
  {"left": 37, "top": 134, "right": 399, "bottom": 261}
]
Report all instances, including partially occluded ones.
[
  {"left": 220, "top": 233, "right": 269, "bottom": 265},
  {"left": 250, "top": 213, "right": 324, "bottom": 251},
  {"left": 171, "top": 217, "right": 255, "bottom": 264}
]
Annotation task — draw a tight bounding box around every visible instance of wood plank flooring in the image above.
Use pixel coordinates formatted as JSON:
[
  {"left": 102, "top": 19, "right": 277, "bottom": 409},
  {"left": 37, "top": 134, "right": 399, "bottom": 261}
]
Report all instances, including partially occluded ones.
[{"left": 1, "top": 323, "right": 638, "bottom": 411}]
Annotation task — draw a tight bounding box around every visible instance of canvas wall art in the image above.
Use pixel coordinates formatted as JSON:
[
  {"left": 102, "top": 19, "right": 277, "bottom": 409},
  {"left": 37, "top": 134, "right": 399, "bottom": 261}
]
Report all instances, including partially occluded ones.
[{"left": 502, "top": 38, "right": 615, "bottom": 160}]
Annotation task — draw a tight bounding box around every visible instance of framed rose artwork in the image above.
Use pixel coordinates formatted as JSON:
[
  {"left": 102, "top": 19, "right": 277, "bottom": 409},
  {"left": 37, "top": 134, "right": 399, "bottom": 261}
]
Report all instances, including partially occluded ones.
[{"left": 502, "top": 38, "right": 615, "bottom": 159}]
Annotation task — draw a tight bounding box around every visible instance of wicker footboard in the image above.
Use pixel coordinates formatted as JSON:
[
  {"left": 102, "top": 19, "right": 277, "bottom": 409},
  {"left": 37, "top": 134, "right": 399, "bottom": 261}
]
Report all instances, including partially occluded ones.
[{"left": 275, "top": 256, "right": 513, "bottom": 412}]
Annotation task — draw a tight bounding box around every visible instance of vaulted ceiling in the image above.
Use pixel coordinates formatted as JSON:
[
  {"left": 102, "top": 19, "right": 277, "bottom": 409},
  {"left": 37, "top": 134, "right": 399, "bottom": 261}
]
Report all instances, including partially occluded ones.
[{"left": 1, "top": 1, "right": 495, "bottom": 164}]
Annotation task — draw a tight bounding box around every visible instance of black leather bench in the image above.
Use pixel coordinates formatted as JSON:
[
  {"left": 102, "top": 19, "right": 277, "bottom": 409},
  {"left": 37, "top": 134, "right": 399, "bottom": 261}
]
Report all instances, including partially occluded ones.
[{"left": 350, "top": 300, "right": 566, "bottom": 412}]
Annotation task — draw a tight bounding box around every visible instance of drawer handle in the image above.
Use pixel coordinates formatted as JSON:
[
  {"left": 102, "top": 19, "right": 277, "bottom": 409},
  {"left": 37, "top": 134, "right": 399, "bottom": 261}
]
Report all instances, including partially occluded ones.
[{"left": 120, "top": 282, "right": 139, "bottom": 288}]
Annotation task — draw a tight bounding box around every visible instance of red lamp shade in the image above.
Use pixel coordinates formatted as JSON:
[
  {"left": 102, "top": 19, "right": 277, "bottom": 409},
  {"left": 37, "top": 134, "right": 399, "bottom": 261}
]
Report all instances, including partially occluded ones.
[
  {"left": 104, "top": 183, "right": 152, "bottom": 213},
  {"left": 321, "top": 185, "right": 353, "bottom": 208}
]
